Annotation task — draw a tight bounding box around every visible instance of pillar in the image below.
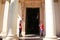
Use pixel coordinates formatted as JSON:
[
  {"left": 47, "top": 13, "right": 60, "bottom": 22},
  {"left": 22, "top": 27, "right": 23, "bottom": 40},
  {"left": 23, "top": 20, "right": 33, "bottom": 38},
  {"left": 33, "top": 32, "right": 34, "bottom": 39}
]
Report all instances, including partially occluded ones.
[
  {"left": 17, "top": 2, "right": 22, "bottom": 37},
  {"left": 17, "top": 15, "right": 22, "bottom": 37},
  {"left": 3, "top": 0, "right": 19, "bottom": 40},
  {"left": 21, "top": 1, "right": 25, "bottom": 36},
  {"left": 43, "top": 0, "right": 58, "bottom": 40},
  {"left": 0, "top": 0, "right": 9, "bottom": 37}
]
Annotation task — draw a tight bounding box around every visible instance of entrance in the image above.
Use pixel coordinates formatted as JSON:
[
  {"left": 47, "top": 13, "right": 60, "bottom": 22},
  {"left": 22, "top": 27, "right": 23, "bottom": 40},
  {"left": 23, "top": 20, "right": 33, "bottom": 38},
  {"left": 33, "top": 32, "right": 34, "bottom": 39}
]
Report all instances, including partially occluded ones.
[{"left": 26, "top": 8, "right": 40, "bottom": 35}]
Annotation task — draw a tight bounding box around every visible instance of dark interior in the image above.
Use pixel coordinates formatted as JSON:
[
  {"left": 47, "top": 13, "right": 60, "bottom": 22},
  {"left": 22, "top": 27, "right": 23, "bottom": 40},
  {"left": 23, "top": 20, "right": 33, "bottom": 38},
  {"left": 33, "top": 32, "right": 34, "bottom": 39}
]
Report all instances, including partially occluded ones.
[{"left": 26, "top": 8, "right": 40, "bottom": 35}]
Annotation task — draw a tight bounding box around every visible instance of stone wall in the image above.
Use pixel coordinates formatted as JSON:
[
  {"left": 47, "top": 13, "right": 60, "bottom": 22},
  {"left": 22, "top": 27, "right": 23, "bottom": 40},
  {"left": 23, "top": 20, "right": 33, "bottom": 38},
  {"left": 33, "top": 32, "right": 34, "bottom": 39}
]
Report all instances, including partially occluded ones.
[{"left": 54, "top": 0, "right": 60, "bottom": 36}]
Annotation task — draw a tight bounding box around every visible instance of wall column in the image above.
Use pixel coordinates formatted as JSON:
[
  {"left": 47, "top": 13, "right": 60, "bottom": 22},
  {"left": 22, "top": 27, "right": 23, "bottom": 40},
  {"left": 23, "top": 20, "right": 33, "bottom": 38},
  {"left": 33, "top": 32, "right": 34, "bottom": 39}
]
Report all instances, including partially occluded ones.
[
  {"left": 17, "top": 2, "right": 22, "bottom": 37},
  {"left": 43, "top": 0, "right": 58, "bottom": 40},
  {"left": 0, "top": 0, "right": 9, "bottom": 37},
  {"left": 3, "top": 0, "right": 19, "bottom": 40},
  {"left": 21, "top": 1, "right": 25, "bottom": 36}
]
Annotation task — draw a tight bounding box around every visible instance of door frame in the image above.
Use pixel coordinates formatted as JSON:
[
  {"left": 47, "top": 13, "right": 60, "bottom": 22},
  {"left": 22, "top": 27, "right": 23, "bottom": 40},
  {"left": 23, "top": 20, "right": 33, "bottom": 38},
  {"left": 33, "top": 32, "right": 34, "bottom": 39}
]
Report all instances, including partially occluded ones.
[{"left": 21, "top": 1, "right": 44, "bottom": 36}]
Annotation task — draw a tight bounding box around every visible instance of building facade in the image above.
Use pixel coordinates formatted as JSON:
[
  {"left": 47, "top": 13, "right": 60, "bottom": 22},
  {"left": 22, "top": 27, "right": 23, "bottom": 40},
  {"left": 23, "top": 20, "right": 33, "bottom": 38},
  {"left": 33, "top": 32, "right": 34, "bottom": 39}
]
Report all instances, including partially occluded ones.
[{"left": 0, "top": 0, "right": 60, "bottom": 40}]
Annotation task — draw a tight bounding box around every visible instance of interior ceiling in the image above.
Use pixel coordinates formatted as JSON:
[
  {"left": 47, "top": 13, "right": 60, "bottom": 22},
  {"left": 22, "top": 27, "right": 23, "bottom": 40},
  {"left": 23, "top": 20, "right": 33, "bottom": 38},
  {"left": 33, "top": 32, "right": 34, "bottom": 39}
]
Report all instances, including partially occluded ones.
[{"left": 1, "top": 0, "right": 58, "bottom": 4}]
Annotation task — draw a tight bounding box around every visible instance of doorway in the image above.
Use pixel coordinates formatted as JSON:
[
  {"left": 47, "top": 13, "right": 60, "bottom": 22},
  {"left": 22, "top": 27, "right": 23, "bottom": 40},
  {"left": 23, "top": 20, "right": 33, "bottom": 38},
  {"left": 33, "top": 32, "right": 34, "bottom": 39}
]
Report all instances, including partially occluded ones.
[{"left": 26, "top": 8, "right": 40, "bottom": 35}]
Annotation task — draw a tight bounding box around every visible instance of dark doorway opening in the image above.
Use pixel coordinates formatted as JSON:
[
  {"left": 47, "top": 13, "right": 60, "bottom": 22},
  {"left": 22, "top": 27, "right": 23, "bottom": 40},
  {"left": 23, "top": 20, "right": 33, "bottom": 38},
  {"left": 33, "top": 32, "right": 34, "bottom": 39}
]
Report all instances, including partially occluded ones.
[{"left": 26, "top": 8, "right": 40, "bottom": 35}]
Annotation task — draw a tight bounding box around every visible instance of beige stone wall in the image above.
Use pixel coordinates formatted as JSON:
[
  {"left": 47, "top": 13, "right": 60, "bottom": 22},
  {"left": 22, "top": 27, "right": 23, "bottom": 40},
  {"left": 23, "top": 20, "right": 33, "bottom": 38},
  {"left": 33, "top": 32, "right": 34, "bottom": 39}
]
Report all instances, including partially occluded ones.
[
  {"left": 54, "top": 0, "right": 60, "bottom": 36},
  {"left": 0, "top": 1, "right": 2, "bottom": 33},
  {"left": 0, "top": 1, "right": 5, "bottom": 33}
]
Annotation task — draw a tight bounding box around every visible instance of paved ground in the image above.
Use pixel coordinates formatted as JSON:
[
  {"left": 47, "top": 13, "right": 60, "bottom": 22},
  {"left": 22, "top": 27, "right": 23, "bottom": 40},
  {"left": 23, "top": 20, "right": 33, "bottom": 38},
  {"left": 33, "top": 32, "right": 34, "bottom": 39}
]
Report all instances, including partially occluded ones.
[
  {"left": 0, "top": 34, "right": 60, "bottom": 40},
  {"left": 19, "top": 38, "right": 42, "bottom": 40},
  {"left": 19, "top": 37, "right": 60, "bottom": 40},
  {"left": 19, "top": 34, "right": 60, "bottom": 40},
  {"left": 19, "top": 37, "right": 43, "bottom": 40},
  {"left": 0, "top": 37, "right": 60, "bottom": 40}
]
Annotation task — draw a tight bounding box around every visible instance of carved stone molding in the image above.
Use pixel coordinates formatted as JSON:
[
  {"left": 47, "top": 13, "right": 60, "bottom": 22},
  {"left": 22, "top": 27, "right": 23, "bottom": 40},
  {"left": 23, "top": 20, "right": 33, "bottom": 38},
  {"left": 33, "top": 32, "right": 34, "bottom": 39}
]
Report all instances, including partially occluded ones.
[
  {"left": 54, "top": 0, "right": 58, "bottom": 2},
  {"left": 1, "top": 0, "right": 58, "bottom": 4},
  {"left": 1, "top": 0, "right": 10, "bottom": 4},
  {"left": 1, "top": 0, "right": 6, "bottom": 4}
]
